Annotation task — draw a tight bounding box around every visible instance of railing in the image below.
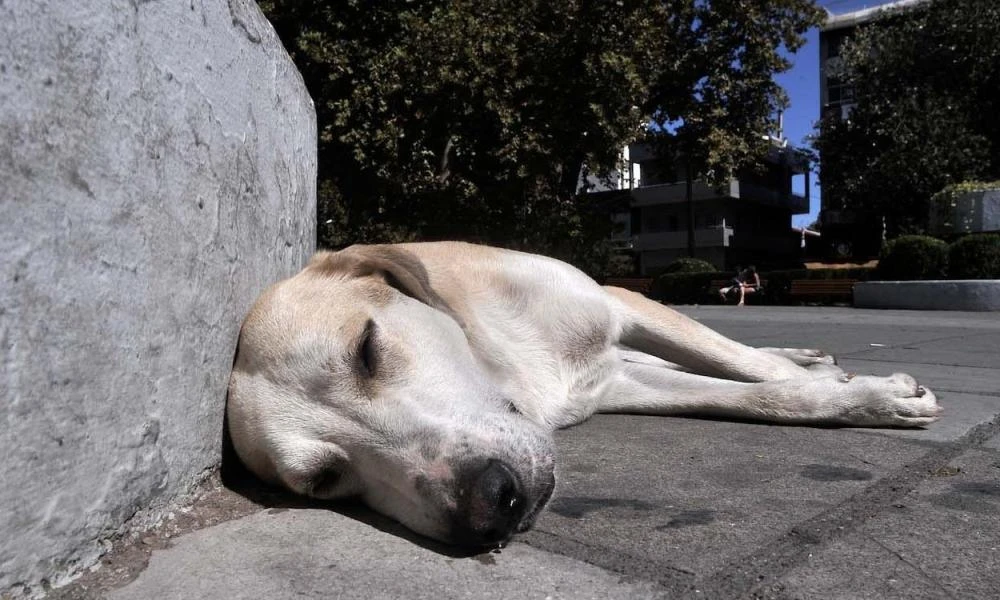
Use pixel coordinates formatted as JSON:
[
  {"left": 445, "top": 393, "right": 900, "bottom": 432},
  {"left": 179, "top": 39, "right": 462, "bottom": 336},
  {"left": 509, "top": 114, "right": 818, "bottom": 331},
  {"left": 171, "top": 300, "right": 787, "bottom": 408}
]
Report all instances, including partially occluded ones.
[
  {"left": 734, "top": 182, "right": 809, "bottom": 213},
  {"left": 628, "top": 180, "right": 808, "bottom": 213},
  {"left": 635, "top": 226, "right": 733, "bottom": 251},
  {"left": 629, "top": 181, "right": 730, "bottom": 207}
]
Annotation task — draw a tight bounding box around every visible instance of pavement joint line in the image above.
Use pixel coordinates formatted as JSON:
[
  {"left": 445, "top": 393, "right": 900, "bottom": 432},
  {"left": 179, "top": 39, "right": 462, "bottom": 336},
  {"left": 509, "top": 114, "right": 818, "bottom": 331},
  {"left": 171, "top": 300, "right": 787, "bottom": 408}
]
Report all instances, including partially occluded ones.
[{"left": 687, "top": 414, "right": 1000, "bottom": 600}]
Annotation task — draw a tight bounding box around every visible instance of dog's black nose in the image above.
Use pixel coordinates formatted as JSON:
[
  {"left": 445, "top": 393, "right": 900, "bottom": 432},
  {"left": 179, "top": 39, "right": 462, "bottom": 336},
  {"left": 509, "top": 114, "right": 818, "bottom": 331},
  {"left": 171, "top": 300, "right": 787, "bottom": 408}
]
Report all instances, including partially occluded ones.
[{"left": 451, "top": 459, "right": 527, "bottom": 546}]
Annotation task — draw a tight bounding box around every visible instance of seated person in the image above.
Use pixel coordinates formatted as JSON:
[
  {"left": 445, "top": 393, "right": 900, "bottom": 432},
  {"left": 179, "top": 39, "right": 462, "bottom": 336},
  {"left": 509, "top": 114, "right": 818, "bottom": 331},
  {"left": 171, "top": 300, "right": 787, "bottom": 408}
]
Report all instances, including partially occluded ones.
[
  {"left": 719, "top": 265, "right": 760, "bottom": 306},
  {"left": 718, "top": 265, "right": 743, "bottom": 301},
  {"left": 736, "top": 265, "right": 760, "bottom": 306}
]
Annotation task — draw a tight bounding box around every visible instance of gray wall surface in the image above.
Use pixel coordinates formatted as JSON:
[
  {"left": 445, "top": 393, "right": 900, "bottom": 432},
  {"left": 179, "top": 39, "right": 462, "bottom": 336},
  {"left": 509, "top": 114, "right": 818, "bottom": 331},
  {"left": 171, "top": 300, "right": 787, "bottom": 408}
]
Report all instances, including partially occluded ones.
[
  {"left": 0, "top": 0, "right": 316, "bottom": 593},
  {"left": 854, "top": 281, "right": 1000, "bottom": 311},
  {"left": 930, "top": 189, "right": 1000, "bottom": 235}
]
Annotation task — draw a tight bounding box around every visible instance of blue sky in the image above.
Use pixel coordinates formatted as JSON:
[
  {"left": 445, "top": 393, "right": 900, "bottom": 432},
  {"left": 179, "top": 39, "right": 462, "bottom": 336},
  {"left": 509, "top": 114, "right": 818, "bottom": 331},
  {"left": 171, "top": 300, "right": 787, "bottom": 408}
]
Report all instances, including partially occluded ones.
[{"left": 778, "top": 0, "right": 902, "bottom": 228}]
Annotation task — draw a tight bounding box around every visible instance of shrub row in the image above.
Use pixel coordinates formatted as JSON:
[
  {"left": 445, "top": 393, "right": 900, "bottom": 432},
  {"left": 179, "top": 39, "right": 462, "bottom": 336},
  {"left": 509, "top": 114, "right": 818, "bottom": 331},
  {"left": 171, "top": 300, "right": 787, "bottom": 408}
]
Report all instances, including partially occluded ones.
[
  {"left": 649, "top": 267, "right": 872, "bottom": 305},
  {"left": 647, "top": 235, "right": 999, "bottom": 305},
  {"left": 649, "top": 271, "right": 731, "bottom": 304},
  {"left": 876, "top": 233, "right": 1000, "bottom": 280},
  {"left": 658, "top": 257, "right": 717, "bottom": 274}
]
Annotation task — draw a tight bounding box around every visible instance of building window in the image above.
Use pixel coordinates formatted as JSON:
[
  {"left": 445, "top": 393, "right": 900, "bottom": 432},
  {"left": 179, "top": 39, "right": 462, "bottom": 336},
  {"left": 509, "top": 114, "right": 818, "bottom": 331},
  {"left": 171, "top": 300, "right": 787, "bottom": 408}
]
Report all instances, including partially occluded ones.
[{"left": 827, "top": 31, "right": 846, "bottom": 58}]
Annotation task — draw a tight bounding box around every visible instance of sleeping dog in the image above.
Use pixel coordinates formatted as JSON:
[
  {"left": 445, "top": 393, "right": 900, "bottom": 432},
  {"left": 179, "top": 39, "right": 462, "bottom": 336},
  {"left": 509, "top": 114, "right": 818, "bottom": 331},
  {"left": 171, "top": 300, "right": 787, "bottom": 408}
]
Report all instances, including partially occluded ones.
[{"left": 227, "top": 243, "right": 940, "bottom": 547}]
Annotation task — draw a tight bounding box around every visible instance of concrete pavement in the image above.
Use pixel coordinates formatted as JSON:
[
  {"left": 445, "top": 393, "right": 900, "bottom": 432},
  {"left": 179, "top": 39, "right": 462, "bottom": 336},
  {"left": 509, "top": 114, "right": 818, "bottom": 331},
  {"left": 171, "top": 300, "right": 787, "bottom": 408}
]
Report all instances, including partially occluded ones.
[{"left": 50, "top": 307, "right": 1000, "bottom": 599}]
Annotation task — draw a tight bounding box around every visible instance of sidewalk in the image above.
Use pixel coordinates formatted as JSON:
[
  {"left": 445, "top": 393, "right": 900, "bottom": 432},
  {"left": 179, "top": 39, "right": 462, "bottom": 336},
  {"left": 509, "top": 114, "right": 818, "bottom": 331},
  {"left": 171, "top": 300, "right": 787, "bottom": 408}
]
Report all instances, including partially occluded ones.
[{"left": 53, "top": 307, "right": 1000, "bottom": 599}]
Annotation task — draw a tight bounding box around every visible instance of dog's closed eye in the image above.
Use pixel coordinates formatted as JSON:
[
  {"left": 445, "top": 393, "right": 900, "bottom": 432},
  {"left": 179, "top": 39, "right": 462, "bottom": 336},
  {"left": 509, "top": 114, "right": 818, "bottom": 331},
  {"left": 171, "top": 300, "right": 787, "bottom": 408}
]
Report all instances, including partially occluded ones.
[{"left": 358, "top": 320, "right": 378, "bottom": 378}]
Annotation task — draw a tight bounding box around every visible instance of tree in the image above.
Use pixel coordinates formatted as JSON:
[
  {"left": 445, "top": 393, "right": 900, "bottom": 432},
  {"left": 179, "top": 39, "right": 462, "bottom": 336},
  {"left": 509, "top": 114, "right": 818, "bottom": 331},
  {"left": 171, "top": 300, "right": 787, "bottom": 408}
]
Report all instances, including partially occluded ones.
[
  {"left": 647, "top": 1, "right": 820, "bottom": 179},
  {"left": 814, "top": 0, "right": 1000, "bottom": 236},
  {"left": 260, "top": 0, "right": 820, "bottom": 275}
]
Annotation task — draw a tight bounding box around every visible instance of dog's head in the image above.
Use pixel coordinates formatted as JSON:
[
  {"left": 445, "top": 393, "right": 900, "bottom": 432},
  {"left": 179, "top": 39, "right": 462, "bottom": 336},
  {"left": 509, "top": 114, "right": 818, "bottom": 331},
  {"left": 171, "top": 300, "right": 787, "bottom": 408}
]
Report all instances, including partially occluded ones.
[{"left": 227, "top": 246, "right": 556, "bottom": 547}]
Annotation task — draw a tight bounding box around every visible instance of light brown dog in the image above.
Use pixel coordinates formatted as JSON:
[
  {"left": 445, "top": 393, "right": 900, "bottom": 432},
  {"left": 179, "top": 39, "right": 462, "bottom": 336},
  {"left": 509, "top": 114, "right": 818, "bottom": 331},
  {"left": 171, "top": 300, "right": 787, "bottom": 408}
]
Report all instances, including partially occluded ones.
[{"left": 227, "top": 242, "right": 940, "bottom": 547}]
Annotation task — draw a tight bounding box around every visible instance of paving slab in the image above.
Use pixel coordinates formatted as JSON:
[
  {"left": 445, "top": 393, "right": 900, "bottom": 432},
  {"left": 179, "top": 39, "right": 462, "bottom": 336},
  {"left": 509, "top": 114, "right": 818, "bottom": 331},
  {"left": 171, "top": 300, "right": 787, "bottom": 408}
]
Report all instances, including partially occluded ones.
[
  {"left": 522, "top": 416, "right": 932, "bottom": 587},
  {"left": 853, "top": 332, "right": 1000, "bottom": 370},
  {"left": 678, "top": 306, "right": 1000, "bottom": 366},
  {"left": 106, "top": 509, "right": 660, "bottom": 600},
  {"left": 768, "top": 447, "right": 1000, "bottom": 600},
  {"left": 675, "top": 306, "right": 1000, "bottom": 331}
]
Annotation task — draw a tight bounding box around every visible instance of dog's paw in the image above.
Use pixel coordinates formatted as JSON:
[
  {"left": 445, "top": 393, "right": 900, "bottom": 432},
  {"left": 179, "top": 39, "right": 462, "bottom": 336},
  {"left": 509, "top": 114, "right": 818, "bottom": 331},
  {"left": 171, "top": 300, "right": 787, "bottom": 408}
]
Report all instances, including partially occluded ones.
[
  {"left": 805, "top": 360, "right": 847, "bottom": 378},
  {"left": 756, "top": 347, "right": 844, "bottom": 380},
  {"left": 842, "top": 373, "right": 942, "bottom": 427},
  {"left": 759, "top": 347, "right": 838, "bottom": 367}
]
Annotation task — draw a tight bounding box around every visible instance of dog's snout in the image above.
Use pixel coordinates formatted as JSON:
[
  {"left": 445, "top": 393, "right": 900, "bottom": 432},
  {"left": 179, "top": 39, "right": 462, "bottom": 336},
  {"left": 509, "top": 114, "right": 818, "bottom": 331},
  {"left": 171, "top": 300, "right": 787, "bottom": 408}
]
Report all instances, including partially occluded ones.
[{"left": 451, "top": 459, "right": 527, "bottom": 546}]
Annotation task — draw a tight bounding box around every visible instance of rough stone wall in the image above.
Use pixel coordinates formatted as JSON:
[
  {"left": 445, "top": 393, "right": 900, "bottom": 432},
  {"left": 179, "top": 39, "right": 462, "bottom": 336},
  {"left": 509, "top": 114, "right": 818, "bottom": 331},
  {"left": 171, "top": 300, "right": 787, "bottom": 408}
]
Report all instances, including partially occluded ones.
[{"left": 0, "top": 0, "right": 316, "bottom": 593}]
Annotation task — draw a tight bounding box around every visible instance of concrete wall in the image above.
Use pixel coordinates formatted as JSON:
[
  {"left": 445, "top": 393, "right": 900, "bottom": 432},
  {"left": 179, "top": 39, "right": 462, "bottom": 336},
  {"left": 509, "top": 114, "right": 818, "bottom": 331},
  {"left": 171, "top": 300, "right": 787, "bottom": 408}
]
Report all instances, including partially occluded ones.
[
  {"left": 930, "top": 189, "right": 1000, "bottom": 235},
  {"left": 854, "top": 281, "right": 1000, "bottom": 311},
  {"left": 0, "top": 0, "right": 316, "bottom": 594}
]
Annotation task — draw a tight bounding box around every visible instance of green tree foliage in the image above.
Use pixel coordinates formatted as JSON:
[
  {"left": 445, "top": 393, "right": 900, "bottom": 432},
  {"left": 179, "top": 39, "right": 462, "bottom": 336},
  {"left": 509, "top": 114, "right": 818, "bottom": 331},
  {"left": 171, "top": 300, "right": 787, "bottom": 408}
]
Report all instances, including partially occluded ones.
[
  {"left": 814, "top": 0, "right": 1000, "bottom": 236},
  {"left": 260, "top": 0, "right": 820, "bottom": 275},
  {"left": 646, "top": 1, "right": 820, "bottom": 181}
]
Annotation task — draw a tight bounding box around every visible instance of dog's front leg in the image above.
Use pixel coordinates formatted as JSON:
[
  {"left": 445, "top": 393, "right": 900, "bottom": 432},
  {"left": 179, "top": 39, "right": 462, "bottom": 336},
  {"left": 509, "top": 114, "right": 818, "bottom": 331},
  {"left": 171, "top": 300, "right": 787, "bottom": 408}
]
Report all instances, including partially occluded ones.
[
  {"left": 605, "top": 287, "right": 812, "bottom": 382},
  {"left": 756, "top": 347, "right": 846, "bottom": 377},
  {"left": 597, "top": 360, "right": 941, "bottom": 427}
]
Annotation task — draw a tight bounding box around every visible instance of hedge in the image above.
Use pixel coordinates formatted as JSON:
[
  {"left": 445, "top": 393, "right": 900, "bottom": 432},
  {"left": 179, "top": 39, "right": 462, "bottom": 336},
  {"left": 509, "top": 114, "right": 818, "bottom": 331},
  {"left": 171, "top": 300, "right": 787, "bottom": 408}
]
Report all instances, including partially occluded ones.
[
  {"left": 875, "top": 235, "right": 948, "bottom": 281},
  {"left": 649, "top": 268, "right": 873, "bottom": 305},
  {"left": 649, "top": 271, "right": 730, "bottom": 304},
  {"left": 948, "top": 233, "right": 1000, "bottom": 279},
  {"left": 660, "top": 257, "right": 717, "bottom": 274}
]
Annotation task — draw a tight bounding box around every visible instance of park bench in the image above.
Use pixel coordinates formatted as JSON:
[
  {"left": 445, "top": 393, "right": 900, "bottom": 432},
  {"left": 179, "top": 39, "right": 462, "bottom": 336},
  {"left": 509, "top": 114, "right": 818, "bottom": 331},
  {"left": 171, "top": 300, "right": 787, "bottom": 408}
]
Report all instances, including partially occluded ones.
[
  {"left": 603, "top": 277, "right": 654, "bottom": 295},
  {"left": 789, "top": 279, "right": 857, "bottom": 302}
]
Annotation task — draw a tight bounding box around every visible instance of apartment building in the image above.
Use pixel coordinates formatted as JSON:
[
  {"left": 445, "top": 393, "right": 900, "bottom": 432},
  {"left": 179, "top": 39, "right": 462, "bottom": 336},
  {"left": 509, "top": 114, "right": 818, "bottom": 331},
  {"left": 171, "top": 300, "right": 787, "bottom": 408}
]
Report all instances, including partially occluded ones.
[{"left": 589, "top": 141, "right": 810, "bottom": 275}]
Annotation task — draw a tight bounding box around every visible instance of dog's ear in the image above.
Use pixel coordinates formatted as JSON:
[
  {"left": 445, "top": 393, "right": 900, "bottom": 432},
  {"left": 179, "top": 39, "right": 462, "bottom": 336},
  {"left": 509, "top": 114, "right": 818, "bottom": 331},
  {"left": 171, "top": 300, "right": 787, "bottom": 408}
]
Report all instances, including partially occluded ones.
[{"left": 306, "top": 246, "right": 454, "bottom": 316}]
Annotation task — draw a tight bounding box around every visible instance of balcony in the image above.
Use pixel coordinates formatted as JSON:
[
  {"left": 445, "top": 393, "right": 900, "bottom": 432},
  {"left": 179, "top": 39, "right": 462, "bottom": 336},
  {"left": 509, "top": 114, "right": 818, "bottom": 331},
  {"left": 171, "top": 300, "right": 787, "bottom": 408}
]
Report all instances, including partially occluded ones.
[
  {"left": 629, "top": 181, "right": 808, "bottom": 214},
  {"left": 635, "top": 226, "right": 734, "bottom": 251},
  {"left": 630, "top": 181, "right": 732, "bottom": 207},
  {"left": 731, "top": 182, "right": 809, "bottom": 214}
]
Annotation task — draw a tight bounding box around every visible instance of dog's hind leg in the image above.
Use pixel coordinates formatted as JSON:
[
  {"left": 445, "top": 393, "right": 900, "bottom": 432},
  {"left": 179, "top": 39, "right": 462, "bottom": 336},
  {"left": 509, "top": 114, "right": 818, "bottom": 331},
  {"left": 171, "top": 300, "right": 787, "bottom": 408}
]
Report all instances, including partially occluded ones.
[
  {"left": 597, "top": 361, "right": 941, "bottom": 428},
  {"left": 604, "top": 286, "right": 812, "bottom": 382}
]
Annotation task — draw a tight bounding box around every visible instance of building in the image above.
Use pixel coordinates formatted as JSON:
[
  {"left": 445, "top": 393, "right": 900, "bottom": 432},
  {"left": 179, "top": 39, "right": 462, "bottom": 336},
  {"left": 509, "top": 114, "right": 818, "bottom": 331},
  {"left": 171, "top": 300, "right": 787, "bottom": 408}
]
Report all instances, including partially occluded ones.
[
  {"left": 819, "top": 0, "right": 931, "bottom": 122},
  {"left": 588, "top": 141, "right": 811, "bottom": 275},
  {"left": 817, "top": 0, "right": 931, "bottom": 258}
]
